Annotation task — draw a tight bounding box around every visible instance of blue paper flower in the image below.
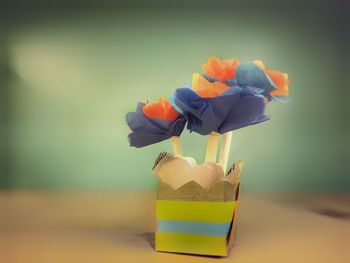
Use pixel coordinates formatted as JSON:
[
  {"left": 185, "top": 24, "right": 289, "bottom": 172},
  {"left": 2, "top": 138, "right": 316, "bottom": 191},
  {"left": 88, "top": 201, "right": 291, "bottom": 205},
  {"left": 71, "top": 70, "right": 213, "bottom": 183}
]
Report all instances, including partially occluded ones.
[
  {"left": 126, "top": 102, "right": 186, "bottom": 148},
  {"left": 174, "top": 86, "right": 269, "bottom": 135},
  {"left": 173, "top": 87, "right": 240, "bottom": 135}
]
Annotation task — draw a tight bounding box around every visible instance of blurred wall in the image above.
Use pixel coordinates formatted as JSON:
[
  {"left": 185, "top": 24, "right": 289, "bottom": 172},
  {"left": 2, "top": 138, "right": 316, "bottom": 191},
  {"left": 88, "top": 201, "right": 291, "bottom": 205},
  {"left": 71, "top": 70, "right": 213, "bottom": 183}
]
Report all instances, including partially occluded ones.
[{"left": 0, "top": 1, "right": 349, "bottom": 191}]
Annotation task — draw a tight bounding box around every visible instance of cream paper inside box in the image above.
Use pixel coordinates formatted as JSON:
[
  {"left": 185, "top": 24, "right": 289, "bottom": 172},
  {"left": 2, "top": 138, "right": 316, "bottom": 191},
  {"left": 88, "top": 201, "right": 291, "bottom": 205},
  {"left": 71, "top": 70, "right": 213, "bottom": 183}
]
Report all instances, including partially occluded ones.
[{"left": 153, "top": 152, "right": 243, "bottom": 257}]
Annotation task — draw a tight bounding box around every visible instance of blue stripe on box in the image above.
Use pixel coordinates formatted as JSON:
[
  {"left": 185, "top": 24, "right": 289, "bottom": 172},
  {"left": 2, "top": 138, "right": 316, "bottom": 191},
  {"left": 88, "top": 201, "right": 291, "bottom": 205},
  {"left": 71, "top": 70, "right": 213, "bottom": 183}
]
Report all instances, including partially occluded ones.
[{"left": 157, "top": 220, "right": 231, "bottom": 236}]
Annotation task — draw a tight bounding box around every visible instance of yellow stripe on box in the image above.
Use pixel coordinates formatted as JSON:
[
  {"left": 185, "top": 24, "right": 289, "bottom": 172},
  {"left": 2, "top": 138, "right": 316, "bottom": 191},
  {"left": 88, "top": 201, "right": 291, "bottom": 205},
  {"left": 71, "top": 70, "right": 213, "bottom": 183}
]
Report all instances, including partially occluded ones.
[
  {"left": 155, "top": 232, "right": 228, "bottom": 256},
  {"left": 156, "top": 200, "right": 237, "bottom": 223}
]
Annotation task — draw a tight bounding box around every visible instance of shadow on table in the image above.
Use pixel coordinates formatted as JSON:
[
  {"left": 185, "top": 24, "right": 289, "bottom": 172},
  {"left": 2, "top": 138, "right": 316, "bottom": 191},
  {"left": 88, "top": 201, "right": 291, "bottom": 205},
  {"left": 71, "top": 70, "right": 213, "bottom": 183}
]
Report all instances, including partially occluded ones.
[
  {"left": 135, "top": 232, "right": 155, "bottom": 249},
  {"left": 261, "top": 193, "right": 350, "bottom": 221},
  {"left": 307, "top": 207, "right": 350, "bottom": 220}
]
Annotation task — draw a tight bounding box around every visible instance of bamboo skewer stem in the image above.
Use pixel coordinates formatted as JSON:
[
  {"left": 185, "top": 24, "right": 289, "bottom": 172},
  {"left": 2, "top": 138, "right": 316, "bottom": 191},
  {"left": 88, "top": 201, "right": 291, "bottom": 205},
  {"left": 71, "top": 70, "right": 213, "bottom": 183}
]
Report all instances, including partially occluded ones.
[
  {"left": 218, "top": 131, "right": 233, "bottom": 174},
  {"left": 170, "top": 136, "right": 183, "bottom": 157},
  {"left": 204, "top": 132, "right": 220, "bottom": 163}
]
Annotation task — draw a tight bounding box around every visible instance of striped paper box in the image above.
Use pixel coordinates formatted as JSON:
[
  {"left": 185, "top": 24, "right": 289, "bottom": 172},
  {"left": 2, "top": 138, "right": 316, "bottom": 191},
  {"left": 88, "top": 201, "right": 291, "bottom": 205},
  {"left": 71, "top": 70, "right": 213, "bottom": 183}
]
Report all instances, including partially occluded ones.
[{"left": 153, "top": 153, "right": 242, "bottom": 257}]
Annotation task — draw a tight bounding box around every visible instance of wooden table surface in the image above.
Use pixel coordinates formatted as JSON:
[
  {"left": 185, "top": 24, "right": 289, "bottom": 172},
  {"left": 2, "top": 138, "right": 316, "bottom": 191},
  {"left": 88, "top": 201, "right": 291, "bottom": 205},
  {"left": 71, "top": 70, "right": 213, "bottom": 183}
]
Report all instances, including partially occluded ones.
[{"left": 0, "top": 190, "right": 349, "bottom": 263}]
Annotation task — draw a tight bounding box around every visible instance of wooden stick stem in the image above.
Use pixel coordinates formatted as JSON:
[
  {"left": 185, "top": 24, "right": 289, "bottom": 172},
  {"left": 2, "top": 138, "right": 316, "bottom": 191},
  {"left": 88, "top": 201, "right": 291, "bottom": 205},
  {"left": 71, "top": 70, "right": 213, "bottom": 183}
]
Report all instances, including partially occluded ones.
[
  {"left": 170, "top": 136, "right": 183, "bottom": 157},
  {"left": 204, "top": 132, "right": 220, "bottom": 163},
  {"left": 218, "top": 131, "right": 233, "bottom": 174}
]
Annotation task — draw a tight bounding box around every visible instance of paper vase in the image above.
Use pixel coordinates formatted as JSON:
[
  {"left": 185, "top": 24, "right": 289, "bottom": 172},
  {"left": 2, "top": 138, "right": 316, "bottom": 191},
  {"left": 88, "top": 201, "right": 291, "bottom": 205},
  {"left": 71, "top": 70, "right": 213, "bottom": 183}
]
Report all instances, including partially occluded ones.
[{"left": 152, "top": 152, "right": 242, "bottom": 257}]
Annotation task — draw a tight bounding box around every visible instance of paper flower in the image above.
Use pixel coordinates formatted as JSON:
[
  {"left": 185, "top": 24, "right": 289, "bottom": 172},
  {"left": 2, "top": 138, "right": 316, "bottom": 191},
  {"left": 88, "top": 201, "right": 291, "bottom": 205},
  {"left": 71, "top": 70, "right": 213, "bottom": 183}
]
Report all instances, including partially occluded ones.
[
  {"left": 254, "top": 60, "right": 289, "bottom": 97},
  {"left": 201, "top": 56, "right": 240, "bottom": 82},
  {"left": 174, "top": 86, "right": 269, "bottom": 135},
  {"left": 126, "top": 98, "right": 186, "bottom": 148},
  {"left": 126, "top": 56, "right": 288, "bottom": 151},
  {"left": 174, "top": 87, "right": 241, "bottom": 135}
]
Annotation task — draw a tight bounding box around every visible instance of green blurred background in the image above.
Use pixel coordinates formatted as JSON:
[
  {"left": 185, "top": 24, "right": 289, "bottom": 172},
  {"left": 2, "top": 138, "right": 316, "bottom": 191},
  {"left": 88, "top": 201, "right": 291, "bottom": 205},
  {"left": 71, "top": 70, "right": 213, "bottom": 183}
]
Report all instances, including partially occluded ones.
[{"left": 0, "top": 1, "right": 349, "bottom": 191}]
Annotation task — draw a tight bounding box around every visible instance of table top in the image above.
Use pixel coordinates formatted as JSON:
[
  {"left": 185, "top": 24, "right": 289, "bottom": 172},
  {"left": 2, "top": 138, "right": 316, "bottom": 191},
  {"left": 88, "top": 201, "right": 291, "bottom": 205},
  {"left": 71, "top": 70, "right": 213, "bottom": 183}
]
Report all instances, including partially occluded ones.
[{"left": 1, "top": 190, "right": 349, "bottom": 263}]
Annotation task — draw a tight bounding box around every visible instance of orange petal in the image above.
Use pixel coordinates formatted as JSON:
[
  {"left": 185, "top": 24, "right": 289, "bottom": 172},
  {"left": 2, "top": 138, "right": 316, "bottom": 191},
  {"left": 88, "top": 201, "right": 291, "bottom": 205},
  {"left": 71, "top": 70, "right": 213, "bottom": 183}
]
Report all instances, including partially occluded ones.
[
  {"left": 143, "top": 97, "right": 179, "bottom": 121},
  {"left": 267, "top": 70, "right": 289, "bottom": 88},
  {"left": 201, "top": 56, "right": 240, "bottom": 82},
  {"left": 267, "top": 70, "right": 289, "bottom": 96},
  {"left": 201, "top": 56, "right": 220, "bottom": 79},
  {"left": 192, "top": 73, "right": 229, "bottom": 98},
  {"left": 220, "top": 58, "right": 239, "bottom": 82}
]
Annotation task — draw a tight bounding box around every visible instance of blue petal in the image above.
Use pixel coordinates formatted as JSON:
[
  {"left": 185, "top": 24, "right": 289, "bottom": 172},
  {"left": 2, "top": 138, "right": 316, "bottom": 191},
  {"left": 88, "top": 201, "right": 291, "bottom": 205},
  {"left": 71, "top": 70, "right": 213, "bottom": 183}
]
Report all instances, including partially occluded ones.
[
  {"left": 236, "top": 63, "right": 276, "bottom": 95},
  {"left": 245, "top": 86, "right": 266, "bottom": 94},
  {"left": 168, "top": 95, "right": 184, "bottom": 115},
  {"left": 225, "top": 78, "right": 238, "bottom": 87},
  {"left": 219, "top": 94, "right": 269, "bottom": 133}
]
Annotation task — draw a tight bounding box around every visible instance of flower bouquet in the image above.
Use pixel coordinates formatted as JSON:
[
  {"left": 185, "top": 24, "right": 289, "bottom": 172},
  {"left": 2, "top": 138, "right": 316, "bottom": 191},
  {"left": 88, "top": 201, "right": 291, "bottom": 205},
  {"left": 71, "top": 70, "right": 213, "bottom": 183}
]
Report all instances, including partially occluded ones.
[{"left": 125, "top": 56, "right": 289, "bottom": 256}]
